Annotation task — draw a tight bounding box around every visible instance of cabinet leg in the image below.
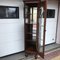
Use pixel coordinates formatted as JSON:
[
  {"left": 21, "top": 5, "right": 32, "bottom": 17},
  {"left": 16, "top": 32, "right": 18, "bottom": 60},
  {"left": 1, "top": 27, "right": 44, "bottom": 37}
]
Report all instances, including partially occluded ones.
[
  {"left": 35, "top": 54, "right": 37, "bottom": 59},
  {"left": 25, "top": 53, "right": 28, "bottom": 57}
]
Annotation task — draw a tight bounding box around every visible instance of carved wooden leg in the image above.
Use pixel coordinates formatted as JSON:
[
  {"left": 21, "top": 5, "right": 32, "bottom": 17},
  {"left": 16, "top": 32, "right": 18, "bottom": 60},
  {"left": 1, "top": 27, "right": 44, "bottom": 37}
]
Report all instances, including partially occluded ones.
[
  {"left": 35, "top": 53, "right": 37, "bottom": 59},
  {"left": 25, "top": 53, "right": 28, "bottom": 57}
]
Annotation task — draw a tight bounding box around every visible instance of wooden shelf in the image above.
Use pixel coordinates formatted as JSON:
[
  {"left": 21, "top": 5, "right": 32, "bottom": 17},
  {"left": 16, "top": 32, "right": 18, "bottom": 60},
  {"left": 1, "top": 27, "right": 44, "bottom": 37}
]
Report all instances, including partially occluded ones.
[
  {"left": 25, "top": 23, "right": 33, "bottom": 25},
  {"left": 26, "top": 32, "right": 36, "bottom": 34},
  {"left": 25, "top": 40, "right": 36, "bottom": 42},
  {"left": 26, "top": 47, "right": 36, "bottom": 52},
  {"left": 26, "top": 32, "right": 32, "bottom": 34},
  {"left": 25, "top": 50, "right": 36, "bottom": 54}
]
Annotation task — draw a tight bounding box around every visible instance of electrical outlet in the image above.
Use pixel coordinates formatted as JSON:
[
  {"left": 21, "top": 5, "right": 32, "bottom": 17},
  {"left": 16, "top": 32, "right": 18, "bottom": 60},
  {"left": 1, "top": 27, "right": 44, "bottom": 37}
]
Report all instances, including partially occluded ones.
[{"left": 52, "top": 38, "right": 54, "bottom": 40}]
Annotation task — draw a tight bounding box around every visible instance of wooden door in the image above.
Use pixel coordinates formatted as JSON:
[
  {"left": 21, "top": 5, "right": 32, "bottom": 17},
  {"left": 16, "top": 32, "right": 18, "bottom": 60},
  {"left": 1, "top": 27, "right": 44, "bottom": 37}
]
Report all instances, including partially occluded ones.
[{"left": 37, "top": 0, "right": 47, "bottom": 58}]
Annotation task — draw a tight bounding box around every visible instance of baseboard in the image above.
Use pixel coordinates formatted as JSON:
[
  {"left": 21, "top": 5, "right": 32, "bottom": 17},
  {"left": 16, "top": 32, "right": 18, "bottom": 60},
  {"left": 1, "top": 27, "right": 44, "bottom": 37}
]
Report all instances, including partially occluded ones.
[
  {"left": 45, "top": 42, "right": 56, "bottom": 46},
  {"left": 0, "top": 51, "right": 25, "bottom": 58}
]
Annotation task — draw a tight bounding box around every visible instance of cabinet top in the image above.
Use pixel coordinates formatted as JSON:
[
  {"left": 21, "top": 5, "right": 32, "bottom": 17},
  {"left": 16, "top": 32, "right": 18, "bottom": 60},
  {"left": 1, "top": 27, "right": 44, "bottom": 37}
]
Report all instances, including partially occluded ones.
[
  {"left": 23, "top": 0, "right": 40, "bottom": 2},
  {"left": 23, "top": 0, "right": 46, "bottom": 3},
  {"left": 23, "top": 0, "right": 45, "bottom": 2},
  {"left": 23, "top": 0, "right": 40, "bottom": 4}
]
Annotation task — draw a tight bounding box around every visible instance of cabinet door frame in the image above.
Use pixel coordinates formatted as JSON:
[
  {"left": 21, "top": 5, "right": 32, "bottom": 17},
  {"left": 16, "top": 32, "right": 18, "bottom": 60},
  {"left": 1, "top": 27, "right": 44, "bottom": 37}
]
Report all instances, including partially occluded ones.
[{"left": 37, "top": 0, "right": 47, "bottom": 58}]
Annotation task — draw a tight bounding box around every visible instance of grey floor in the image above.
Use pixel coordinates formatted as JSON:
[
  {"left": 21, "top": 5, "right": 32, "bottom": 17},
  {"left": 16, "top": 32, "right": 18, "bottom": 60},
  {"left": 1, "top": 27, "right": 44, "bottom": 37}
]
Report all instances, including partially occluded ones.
[
  {"left": 0, "top": 52, "right": 25, "bottom": 60},
  {"left": 0, "top": 53, "right": 35, "bottom": 60},
  {"left": 45, "top": 43, "right": 60, "bottom": 51},
  {"left": 0, "top": 43, "right": 60, "bottom": 60},
  {"left": 39, "top": 43, "right": 60, "bottom": 52}
]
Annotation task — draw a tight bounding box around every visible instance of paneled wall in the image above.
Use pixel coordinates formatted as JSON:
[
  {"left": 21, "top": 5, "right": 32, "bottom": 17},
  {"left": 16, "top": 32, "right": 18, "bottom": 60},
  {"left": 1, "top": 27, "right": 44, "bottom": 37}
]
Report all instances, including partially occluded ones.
[
  {"left": 0, "top": 0, "right": 24, "bottom": 57},
  {"left": 45, "top": 0, "right": 58, "bottom": 44}
]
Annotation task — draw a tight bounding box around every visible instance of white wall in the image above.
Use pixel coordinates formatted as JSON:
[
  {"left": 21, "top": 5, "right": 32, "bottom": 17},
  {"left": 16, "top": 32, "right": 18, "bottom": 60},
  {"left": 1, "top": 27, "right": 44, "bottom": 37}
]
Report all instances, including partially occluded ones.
[
  {"left": 45, "top": 0, "right": 58, "bottom": 44},
  {"left": 0, "top": 0, "right": 24, "bottom": 57},
  {"left": 56, "top": 3, "right": 60, "bottom": 44}
]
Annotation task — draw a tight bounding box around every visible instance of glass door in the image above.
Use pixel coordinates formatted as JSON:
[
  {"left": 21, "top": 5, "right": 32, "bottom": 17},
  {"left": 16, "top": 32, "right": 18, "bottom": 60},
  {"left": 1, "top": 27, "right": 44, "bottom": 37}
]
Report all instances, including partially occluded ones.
[{"left": 38, "top": 0, "right": 47, "bottom": 58}]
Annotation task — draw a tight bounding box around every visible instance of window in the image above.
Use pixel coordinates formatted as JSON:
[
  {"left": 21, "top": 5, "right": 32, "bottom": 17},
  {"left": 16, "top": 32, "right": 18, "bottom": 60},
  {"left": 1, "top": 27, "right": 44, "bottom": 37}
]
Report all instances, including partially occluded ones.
[
  {"left": 0, "top": 6, "right": 19, "bottom": 19},
  {"left": 47, "top": 9, "right": 55, "bottom": 18}
]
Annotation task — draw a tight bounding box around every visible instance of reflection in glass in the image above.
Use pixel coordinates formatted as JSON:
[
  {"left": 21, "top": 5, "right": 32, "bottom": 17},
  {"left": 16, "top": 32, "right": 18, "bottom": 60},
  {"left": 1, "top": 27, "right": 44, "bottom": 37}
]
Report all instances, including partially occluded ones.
[
  {"left": 0, "top": 6, "right": 19, "bottom": 18},
  {"left": 6, "top": 8, "right": 17, "bottom": 18},
  {"left": 47, "top": 9, "right": 55, "bottom": 18},
  {"left": 38, "top": 6, "right": 44, "bottom": 52}
]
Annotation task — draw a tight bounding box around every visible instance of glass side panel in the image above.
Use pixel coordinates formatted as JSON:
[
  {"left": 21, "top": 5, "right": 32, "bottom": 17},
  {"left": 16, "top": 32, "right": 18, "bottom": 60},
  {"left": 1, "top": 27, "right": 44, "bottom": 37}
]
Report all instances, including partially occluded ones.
[
  {"left": 30, "top": 8, "right": 33, "bottom": 24},
  {"left": 33, "top": 7, "right": 37, "bottom": 24},
  {"left": 25, "top": 7, "right": 37, "bottom": 51},
  {"left": 24, "top": 5, "right": 29, "bottom": 23},
  {"left": 32, "top": 7, "right": 37, "bottom": 42}
]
